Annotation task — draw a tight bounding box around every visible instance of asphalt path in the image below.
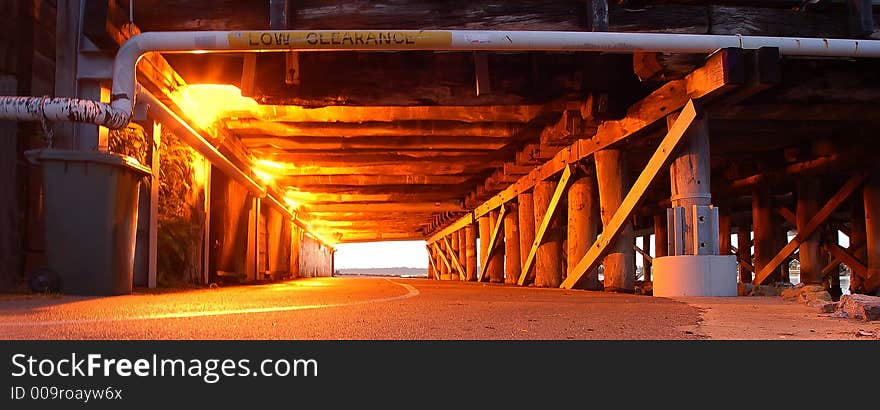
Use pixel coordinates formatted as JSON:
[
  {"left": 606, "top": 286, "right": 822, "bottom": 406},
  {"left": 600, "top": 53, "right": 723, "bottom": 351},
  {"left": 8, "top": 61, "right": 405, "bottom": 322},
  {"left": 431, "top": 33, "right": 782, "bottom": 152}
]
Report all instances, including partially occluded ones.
[{"left": 0, "top": 277, "right": 702, "bottom": 340}]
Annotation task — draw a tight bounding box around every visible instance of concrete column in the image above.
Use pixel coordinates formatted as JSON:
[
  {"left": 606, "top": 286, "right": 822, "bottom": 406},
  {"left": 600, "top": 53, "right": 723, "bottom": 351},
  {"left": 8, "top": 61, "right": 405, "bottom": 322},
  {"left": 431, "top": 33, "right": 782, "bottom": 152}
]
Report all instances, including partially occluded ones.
[
  {"left": 595, "top": 149, "right": 635, "bottom": 292},
  {"left": 533, "top": 180, "right": 563, "bottom": 287},
  {"left": 567, "top": 175, "right": 600, "bottom": 289},
  {"left": 517, "top": 192, "right": 536, "bottom": 284},
  {"left": 504, "top": 203, "right": 521, "bottom": 284},
  {"left": 797, "top": 178, "right": 823, "bottom": 284}
]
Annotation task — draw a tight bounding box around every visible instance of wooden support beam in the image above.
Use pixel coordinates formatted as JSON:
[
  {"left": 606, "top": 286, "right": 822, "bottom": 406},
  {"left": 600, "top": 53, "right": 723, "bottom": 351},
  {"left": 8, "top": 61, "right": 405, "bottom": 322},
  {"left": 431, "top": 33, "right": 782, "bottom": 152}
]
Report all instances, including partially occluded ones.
[
  {"left": 247, "top": 104, "right": 548, "bottom": 123},
  {"left": 426, "top": 245, "right": 438, "bottom": 280},
  {"left": 568, "top": 174, "right": 601, "bottom": 290},
  {"left": 504, "top": 203, "right": 521, "bottom": 285},
  {"left": 752, "top": 184, "right": 777, "bottom": 283},
  {"left": 427, "top": 213, "right": 475, "bottom": 244},
  {"left": 719, "top": 211, "right": 732, "bottom": 256},
  {"left": 667, "top": 112, "right": 712, "bottom": 256},
  {"left": 533, "top": 179, "right": 565, "bottom": 287},
  {"left": 776, "top": 206, "right": 797, "bottom": 227},
  {"left": 863, "top": 170, "right": 880, "bottom": 294},
  {"left": 477, "top": 214, "right": 491, "bottom": 282},
  {"left": 517, "top": 191, "right": 536, "bottom": 286},
  {"left": 311, "top": 202, "right": 464, "bottom": 213},
  {"left": 560, "top": 100, "right": 701, "bottom": 290},
  {"left": 654, "top": 214, "right": 668, "bottom": 259},
  {"left": 827, "top": 243, "right": 868, "bottom": 279},
  {"left": 243, "top": 136, "right": 510, "bottom": 151},
  {"left": 737, "top": 225, "right": 754, "bottom": 283},
  {"left": 437, "top": 48, "right": 742, "bottom": 242},
  {"left": 444, "top": 236, "right": 465, "bottom": 281},
  {"left": 797, "top": 178, "right": 824, "bottom": 285},
  {"left": 465, "top": 224, "right": 477, "bottom": 281},
  {"left": 488, "top": 209, "right": 505, "bottom": 283},
  {"left": 478, "top": 206, "right": 506, "bottom": 282},
  {"left": 432, "top": 241, "right": 453, "bottom": 279},
  {"left": 458, "top": 229, "right": 468, "bottom": 281},
  {"left": 517, "top": 166, "right": 573, "bottom": 286},
  {"left": 225, "top": 119, "right": 521, "bottom": 138},
  {"left": 596, "top": 147, "right": 635, "bottom": 292},
  {"left": 753, "top": 172, "right": 870, "bottom": 285},
  {"left": 585, "top": 0, "right": 609, "bottom": 32}
]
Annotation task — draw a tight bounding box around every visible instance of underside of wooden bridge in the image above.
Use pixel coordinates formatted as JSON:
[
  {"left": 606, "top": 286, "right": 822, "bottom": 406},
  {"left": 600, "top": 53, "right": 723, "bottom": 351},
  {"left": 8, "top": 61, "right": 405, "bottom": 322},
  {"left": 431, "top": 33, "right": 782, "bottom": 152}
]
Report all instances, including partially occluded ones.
[{"left": 22, "top": 0, "right": 879, "bottom": 293}]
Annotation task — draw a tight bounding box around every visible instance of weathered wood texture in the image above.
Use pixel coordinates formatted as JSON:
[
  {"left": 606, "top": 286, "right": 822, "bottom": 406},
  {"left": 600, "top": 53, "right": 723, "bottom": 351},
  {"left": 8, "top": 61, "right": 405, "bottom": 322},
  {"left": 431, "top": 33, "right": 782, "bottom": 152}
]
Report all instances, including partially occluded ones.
[
  {"left": 533, "top": 180, "right": 564, "bottom": 288},
  {"left": 751, "top": 184, "right": 777, "bottom": 283},
  {"left": 503, "top": 203, "right": 521, "bottom": 285},
  {"left": 465, "top": 224, "right": 477, "bottom": 281},
  {"left": 668, "top": 114, "right": 712, "bottom": 255},
  {"left": 458, "top": 228, "right": 468, "bottom": 280},
  {"left": 737, "top": 224, "right": 753, "bottom": 283},
  {"left": 209, "top": 171, "right": 252, "bottom": 280},
  {"left": 797, "top": 178, "right": 823, "bottom": 284},
  {"left": 517, "top": 191, "right": 536, "bottom": 285},
  {"left": 487, "top": 209, "right": 505, "bottom": 283},
  {"left": 478, "top": 214, "right": 491, "bottom": 281},
  {"left": 567, "top": 175, "right": 600, "bottom": 290},
  {"left": 863, "top": 170, "right": 880, "bottom": 294},
  {"left": 654, "top": 214, "right": 668, "bottom": 258},
  {"left": 595, "top": 148, "right": 635, "bottom": 292}
]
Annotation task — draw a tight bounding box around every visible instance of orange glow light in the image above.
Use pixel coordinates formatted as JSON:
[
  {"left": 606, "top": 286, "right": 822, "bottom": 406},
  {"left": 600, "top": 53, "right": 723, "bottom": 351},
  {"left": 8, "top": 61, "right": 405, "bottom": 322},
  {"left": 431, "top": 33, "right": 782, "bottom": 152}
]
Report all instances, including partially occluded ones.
[{"left": 170, "top": 84, "right": 258, "bottom": 129}]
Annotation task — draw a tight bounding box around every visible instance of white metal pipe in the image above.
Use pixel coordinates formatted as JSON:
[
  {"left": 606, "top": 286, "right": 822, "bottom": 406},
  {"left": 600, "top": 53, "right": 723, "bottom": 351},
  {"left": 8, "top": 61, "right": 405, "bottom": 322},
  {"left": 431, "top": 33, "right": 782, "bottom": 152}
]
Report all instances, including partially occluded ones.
[
  {"left": 137, "top": 86, "right": 267, "bottom": 198},
  {"left": 2, "top": 30, "right": 880, "bottom": 130}
]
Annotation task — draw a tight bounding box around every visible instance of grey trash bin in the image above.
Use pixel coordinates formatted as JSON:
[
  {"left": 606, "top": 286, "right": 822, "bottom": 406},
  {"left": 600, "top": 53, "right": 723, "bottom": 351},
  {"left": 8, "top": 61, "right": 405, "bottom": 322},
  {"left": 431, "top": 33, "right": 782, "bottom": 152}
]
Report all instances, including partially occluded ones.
[{"left": 26, "top": 149, "right": 152, "bottom": 296}]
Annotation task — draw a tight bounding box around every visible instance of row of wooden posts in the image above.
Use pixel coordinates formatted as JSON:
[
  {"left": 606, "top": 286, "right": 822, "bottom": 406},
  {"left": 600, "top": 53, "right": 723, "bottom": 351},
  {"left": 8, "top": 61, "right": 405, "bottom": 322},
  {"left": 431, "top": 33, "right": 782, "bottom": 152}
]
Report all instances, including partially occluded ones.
[{"left": 427, "top": 100, "right": 880, "bottom": 295}]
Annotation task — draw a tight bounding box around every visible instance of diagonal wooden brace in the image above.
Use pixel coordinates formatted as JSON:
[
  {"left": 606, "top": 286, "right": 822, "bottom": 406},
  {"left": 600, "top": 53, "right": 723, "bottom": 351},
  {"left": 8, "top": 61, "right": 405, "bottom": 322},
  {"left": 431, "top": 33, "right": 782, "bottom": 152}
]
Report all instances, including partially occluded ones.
[
  {"left": 478, "top": 205, "right": 507, "bottom": 282},
  {"left": 560, "top": 100, "right": 701, "bottom": 289},
  {"left": 444, "top": 235, "right": 466, "bottom": 280},
  {"left": 517, "top": 165, "right": 573, "bottom": 285},
  {"left": 753, "top": 171, "right": 869, "bottom": 285}
]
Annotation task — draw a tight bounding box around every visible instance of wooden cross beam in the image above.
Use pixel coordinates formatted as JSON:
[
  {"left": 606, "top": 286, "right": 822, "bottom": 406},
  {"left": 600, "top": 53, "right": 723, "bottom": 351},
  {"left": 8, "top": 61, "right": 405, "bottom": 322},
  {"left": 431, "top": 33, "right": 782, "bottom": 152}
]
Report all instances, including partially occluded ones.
[
  {"left": 775, "top": 206, "right": 797, "bottom": 227},
  {"left": 478, "top": 205, "right": 507, "bottom": 282},
  {"left": 431, "top": 242, "right": 453, "bottom": 277},
  {"left": 634, "top": 245, "right": 653, "bottom": 263},
  {"left": 753, "top": 171, "right": 870, "bottom": 285},
  {"left": 826, "top": 243, "right": 868, "bottom": 279},
  {"left": 443, "top": 236, "right": 467, "bottom": 281},
  {"left": 560, "top": 100, "right": 701, "bottom": 289},
  {"left": 517, "top": 165, "right": 573, "bottom": 286},
  {"left": 821, "top": 240, "right": 866, "bottom": 278}
]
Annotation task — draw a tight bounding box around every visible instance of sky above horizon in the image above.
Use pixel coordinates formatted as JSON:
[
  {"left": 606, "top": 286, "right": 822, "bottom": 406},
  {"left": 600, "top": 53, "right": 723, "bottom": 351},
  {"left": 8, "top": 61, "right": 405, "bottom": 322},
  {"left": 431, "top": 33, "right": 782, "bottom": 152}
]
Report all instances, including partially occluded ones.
[{"left": 334, "top": 241, "right": 429, "bottom": 269}]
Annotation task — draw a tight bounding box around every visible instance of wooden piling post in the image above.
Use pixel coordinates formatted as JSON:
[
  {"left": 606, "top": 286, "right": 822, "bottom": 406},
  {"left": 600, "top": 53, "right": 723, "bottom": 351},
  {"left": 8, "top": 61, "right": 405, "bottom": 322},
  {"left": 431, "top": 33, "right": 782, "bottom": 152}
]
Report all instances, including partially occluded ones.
[
  {"left": 533, "top": 180, "right": 564, "bottom": 287},
  {"left": 427, "top": 247, "right": 435, "bottom": 279},
  {"left": 668, "top": 114, "right": 713, "bottom": 255},
  {"left": 465, "top": 224, "right": 478, "bottom": 281},
  {"left": 654, "top": 214, "right": 668, "bottom": 259},
  {"left": 504, "top": 203, "right": 521, "bottom": 284},
  {"left": 478, "top": 214, "right": 491, "bottom": 282},
  {"left": 518, "top": 192, "right": 536, "bottom": 285},
  {"left": 450, "top": 233, "right": 461, "bottom": 280},
  {"left": 797, "top": 178, "right": 823, "bottom": 284},
  {"left": 488, "top": 209, "right": 505, "bottom": 283},
  {"left": 595, "top": 149, "right": 635, "bottom": 292},
  {"left": 458, "top": 229, "right": 468, "bottom": 280},
  {"left": 737, "top": 225, "right": 753, "bottom": 283},
  {"left": 719, "top": 211, "right": 731, "bottom": 256},
  {"left": 752, "top": 184, "right": 778, "bottom": 283},
  {"left": 568, "top": 175, "right": 601, "bottom": 289},
  {"left": 640, "top": 235, "right": 653, "bottom": 282},
  {"left": 439, "top": 240, "right": 450, "bottom": 280},
  {"left": 850, "top": 194, "right": 867, "bottom": 292},
  {"left": 864, "top": 170, "right": 880, "bottom": 294}
]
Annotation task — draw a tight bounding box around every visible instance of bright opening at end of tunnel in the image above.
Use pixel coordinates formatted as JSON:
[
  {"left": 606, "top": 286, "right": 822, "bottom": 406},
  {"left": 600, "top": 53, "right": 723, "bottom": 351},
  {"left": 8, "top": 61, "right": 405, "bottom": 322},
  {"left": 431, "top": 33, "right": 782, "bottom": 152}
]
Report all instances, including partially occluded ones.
[{"left": 333, "top": 241, "right": 429, "bottom": 278}]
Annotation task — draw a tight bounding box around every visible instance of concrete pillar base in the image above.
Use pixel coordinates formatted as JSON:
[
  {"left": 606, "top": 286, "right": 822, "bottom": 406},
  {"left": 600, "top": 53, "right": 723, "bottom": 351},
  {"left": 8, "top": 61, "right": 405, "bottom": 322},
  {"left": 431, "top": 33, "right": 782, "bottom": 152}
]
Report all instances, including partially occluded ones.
[{"left": 653, "top": 255, "right": 737, "bottom": 297}]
